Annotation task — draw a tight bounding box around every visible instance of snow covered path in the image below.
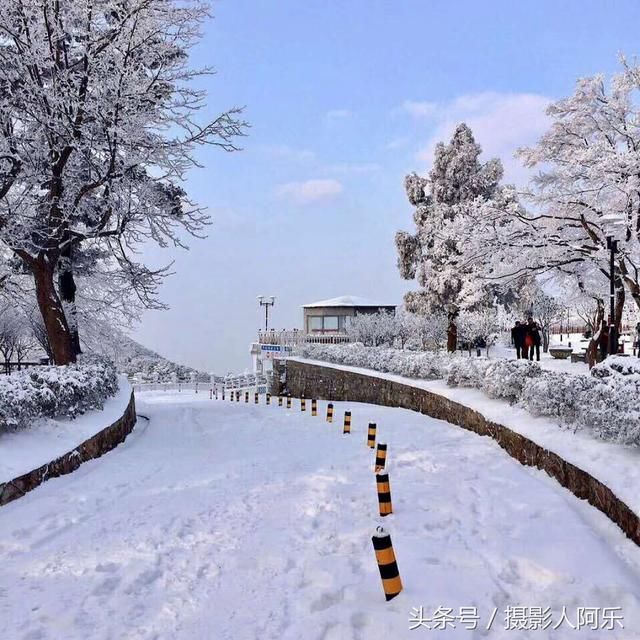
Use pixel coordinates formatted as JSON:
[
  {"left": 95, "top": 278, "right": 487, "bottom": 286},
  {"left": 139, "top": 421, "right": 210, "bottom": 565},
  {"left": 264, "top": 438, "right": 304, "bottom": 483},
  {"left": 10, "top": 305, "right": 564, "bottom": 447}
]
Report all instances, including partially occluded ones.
[{"left": 2, "top": 393, "right": 640, "bottom": 639}]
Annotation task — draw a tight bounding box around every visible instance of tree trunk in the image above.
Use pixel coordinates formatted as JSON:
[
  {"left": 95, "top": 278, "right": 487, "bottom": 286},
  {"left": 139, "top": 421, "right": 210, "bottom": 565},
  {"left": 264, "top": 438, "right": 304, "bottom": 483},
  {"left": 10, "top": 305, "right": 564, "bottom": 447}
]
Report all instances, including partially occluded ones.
[
  {"left": 33, "top": 260, "right": 76, "bottom": 366},
  {"left": 447, "top": 316, "right": 457, "bottom": 353},
  {"left": 586, "top": 298, "right": 605, "bottom": 369},
  {"left": 58, "top": 246, "right": 82, "bottom": 357},
  {"left": 542, "top": 328, "right": 550, "bottom": 353}
]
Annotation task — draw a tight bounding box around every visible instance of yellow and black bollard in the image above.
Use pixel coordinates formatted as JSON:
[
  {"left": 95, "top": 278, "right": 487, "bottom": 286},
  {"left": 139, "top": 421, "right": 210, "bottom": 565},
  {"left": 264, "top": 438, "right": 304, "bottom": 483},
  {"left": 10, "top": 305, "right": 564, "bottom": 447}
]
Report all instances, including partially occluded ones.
[
  {"left": 222, "top": 389, "right": 225, "bottom": 401},
  {"left": 230, "top": 389, "right": 233, "bottom": 401},
  {"left": 374, "top": 443, "right": 387, "bottom": 472},
  {"left": 301, "top": 397, "right": 306, "bottom": 412},
  {"left": 254, "top": 392, "right": 259, "bottom": 404},
  {"left": 376, "top": 472, "right": 393, "bottom": 516},
  {"left": 236, "top": 390, "right": 240, "bottom": 402},
  {"left": 245, "top": 391, "right": 249, "bottom": 403},
  {"left": 311, "top": 399, "right": 317, "bottom": 416},
  {"left": 326, "top": 403, "right": 334, "bottom": 423},
  {"left": 266, "top": 393, "right": 271, "bottom": 405},
  {"left": 372, "top": 526, "right": 403, "bottom": 601},
  {"left": 343, "top": 411, "right": 351, "bottom": 434},
  {"left": 286, "top": 395, "right": 292, "bottom": 409},
  {"left": 209, "top": 388, "right": 212, "bottom": 400},
  {"left": 367, "top": 422, "right": 376, "bottom": 448},
  {"left": 278, "top": 396, "right": 283, "bottom": 407}
]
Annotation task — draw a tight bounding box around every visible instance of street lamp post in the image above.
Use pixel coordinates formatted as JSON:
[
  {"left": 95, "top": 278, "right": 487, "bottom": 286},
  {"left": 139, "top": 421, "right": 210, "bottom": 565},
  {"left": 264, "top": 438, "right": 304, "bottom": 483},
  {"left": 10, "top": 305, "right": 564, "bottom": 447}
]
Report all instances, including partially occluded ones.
[
  {"left": 607, "top": 236, "right": 619, "bottom": 356},
  {"left": 600, "top": 212, "right": 626, "bottom": 357},
  {"left": 257, "top": 295, "right": 276, "bottom": 332}
]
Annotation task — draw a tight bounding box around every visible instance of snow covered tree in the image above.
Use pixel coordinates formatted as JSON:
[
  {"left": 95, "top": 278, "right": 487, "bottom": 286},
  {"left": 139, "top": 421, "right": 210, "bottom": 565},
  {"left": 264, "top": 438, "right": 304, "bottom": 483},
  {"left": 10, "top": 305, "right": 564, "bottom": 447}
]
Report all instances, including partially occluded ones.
[
  {"left": 0, "top": 305, "right": 18, "bottom": 373},
  {"left": 409, "top": 310, "right": 449, "bottom": 351},
  {"left": 457, "top": 307, "right": 503, "bottom": 357},
  {"left": 517, "top": 281, "right": 564, "bottom": 352},
  {"left": 470, "top": 58, "right": 640, "bottom": 338},
  {"left": 0, "top": 0, "right": 246, "bottom": 365},
  {"left": 347, "top": 311, "right": 397, "bottom": 347},
  {"left": 396, "top": 124, "right": 510, "bottom": 351},
  {"left": 393, "top": 308, "right": 415, "bottom": 349}
]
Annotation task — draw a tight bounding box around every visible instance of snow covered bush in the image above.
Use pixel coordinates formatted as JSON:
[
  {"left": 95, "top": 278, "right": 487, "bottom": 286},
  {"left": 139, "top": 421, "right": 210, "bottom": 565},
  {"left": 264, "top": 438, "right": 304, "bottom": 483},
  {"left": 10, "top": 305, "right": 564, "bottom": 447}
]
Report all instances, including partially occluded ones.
[
  {"left": 446, "top": 357, "right": 493, "bottom": 388},
  {"left": 575, "top": 378, "right": 640, "bottom": 445},
  {"left": 590, "top": 355, "right": 640, "bottom": 379},
  {"left": 297, "top": 343, "right": 452, "bottom": 380},
  {"left": 520, "top": 372, "right": 597, "bottom": 423},
  {"left": 0, "top": 356, "right": 118, "bottom": 431},
  {"left": 576, "top": 356, "right": 640, "bottom": 445},
  {"left": 482, "top": 360, "right": 542, "bottom": 403},
  {"left": 297, "top": 344, "right": 640, "bottom": 447}
]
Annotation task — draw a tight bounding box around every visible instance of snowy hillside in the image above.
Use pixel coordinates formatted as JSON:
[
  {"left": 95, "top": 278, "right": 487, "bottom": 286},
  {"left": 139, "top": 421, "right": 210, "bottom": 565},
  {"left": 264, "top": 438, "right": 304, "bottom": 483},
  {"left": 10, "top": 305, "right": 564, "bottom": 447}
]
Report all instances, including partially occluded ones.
[{"left": 86, "top": 331, "right": 213, "bottom": 383}]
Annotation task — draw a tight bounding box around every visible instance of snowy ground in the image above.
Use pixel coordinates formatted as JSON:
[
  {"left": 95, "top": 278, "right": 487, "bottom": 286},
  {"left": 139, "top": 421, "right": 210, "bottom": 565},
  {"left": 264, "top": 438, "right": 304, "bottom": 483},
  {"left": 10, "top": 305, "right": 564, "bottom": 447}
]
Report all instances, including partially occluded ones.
[
  {"left": 2, "top": 392, "right": 640, "bottom": 639},
  {"left": 489, "top": 341, "right": 588, "bottom": 375},
  {"left": 0, "top": 375, "right": 132, "bottom": 483},
  {"left": 294, "top": 357, "right": 640, "bottom": 521},
  {"left": 492, "top": 331, "right": 636, "bottom": 375}
]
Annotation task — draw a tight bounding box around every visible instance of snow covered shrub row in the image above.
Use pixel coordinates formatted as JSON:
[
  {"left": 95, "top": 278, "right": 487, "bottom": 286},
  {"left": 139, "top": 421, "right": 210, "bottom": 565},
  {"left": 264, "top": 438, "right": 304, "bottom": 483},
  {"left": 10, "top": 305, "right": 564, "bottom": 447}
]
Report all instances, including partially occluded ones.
[
  {"left": 574, "top": 357, "right": 640, "bottom": 445},
  {"left": 297, "top": 343, "right": 452, "bottom": 380},
  {"left": 482, "top": 360, "right": 542, "bottom": 403},
  {"left": 520, "top": 372, "right": 596, "bottom": 422},
  {"left": 518, "top": 357, "right": 640, "bottom": 445},
  {"left": 298, "top": 344, "right": 640, "bottom": 447},
  {"left": 0, "top": 356, "right": 119, "bottom": 431},
  {"left": 446, "top": 357, "right": 492, "bottom": 388}
]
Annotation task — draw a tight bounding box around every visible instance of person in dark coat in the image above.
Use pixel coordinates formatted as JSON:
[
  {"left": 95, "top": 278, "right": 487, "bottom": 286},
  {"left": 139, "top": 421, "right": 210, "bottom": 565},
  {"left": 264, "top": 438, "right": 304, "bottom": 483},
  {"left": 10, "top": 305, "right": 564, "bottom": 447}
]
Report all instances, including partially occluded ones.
[
  {"left": 525, "top": 317, "right": 541, "bottom": 361},
  {"left": 511, "top": 321, "right": 525, "bottom": 359}
]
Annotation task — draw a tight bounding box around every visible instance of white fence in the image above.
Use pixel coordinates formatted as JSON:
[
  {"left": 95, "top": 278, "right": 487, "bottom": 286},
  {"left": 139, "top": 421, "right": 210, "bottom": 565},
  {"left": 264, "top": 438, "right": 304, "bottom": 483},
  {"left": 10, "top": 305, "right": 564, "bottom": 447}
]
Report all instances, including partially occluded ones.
[
  {"left": 224, "top": 372, "right": 270, "bottom": 393},
  {"left": 132, "top": 382, "right": 214, "bottom": 394},
  {"left": 133, "top": 374, "right": 271, "bottom": 396}
]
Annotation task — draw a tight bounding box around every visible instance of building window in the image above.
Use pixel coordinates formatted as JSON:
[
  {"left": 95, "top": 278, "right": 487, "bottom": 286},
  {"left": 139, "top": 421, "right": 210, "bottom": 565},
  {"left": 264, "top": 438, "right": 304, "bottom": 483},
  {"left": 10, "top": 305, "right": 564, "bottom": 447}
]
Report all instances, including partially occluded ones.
[
  {"left": 323, "top": 316, "right": 339, "bottom": 331},
  {"left": 308, "top": 315, "right": 346, "bottom": 333}
]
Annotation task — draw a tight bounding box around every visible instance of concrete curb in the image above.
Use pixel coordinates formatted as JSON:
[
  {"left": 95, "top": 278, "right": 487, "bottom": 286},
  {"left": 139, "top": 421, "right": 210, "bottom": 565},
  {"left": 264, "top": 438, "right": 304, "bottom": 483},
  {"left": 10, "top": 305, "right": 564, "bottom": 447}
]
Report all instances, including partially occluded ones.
[
  {"left": 273, "top": 359, "right": 640, "bottom": 547},
  {"left": 0, "top": 392, "right": 137, "bottom": 507}
]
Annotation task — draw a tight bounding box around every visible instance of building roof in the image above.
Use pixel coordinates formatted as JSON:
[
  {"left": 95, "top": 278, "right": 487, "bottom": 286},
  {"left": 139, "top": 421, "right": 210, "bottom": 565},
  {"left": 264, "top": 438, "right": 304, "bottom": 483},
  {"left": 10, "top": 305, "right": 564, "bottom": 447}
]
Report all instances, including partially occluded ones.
[{"left": 303, "top": 295, "right": 396, "bottom": 309}]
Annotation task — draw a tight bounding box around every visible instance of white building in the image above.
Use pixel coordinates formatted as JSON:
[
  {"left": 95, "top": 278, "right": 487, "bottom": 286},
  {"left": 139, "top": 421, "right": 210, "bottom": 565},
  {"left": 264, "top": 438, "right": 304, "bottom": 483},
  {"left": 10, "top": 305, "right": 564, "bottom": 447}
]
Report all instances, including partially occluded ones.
[{"left": 251, "top": 295, "right": 396, "bottom": 374}]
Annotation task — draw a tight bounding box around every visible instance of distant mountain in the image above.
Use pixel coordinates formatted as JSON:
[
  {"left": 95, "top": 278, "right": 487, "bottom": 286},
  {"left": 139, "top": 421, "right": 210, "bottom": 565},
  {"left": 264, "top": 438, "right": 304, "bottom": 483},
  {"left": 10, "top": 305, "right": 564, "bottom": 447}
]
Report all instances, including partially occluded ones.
[{"left": 87, "top": 331, "right": 214, "bottom": 383}]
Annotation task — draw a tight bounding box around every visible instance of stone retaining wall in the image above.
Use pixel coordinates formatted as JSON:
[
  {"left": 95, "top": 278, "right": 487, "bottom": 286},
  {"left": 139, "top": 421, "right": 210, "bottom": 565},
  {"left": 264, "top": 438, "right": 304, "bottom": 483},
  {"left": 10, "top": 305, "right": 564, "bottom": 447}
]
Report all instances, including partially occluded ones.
[
  {"left": 0, "top": 391, "right": 137, "bottom": 507},
  {"left": 273, "top": 359, "right": 640, "bottom": 547}
]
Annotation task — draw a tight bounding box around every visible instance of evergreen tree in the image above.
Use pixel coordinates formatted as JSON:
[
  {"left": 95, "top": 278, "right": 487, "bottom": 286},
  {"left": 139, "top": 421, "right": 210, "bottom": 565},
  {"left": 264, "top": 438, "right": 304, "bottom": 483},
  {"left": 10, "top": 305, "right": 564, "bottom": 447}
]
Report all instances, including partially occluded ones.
[{"left": 395, "top": 124, "right": 506, "bottom": 350}]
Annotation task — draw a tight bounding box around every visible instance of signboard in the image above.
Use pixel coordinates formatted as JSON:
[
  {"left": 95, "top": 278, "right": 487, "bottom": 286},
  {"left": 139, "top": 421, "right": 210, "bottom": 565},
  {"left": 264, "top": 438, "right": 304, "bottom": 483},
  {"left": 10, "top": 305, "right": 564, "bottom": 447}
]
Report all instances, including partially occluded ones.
[{"left": 260, "top": 344, "right": 293, "bottom": 359}]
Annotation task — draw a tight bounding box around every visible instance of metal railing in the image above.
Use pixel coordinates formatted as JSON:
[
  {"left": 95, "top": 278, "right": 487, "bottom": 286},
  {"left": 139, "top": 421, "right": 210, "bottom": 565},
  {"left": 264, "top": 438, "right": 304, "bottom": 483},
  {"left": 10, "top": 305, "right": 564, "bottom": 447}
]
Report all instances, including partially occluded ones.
[
  {"left": 549, "top": 323, "right": 635, "bottom": 335},
  {"left": 0, "top": 360, "right": 51, "bottom": 375},
  {"left": 257, "top": 330, "right": 352, "bottom": 346}
]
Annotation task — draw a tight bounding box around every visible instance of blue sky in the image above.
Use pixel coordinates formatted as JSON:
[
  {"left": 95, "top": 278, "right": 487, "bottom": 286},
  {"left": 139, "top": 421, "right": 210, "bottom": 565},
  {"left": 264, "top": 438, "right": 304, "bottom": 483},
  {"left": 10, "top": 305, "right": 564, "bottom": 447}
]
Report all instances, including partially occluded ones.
[{"left": 133, "top": 0, "right": 640, "bottom": 373}]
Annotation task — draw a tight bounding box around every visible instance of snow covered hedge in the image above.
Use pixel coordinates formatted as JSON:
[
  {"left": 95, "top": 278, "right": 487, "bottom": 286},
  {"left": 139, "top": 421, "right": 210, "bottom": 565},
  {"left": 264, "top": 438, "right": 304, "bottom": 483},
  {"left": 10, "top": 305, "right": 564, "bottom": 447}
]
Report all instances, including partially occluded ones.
[
  {"left": 297, "top": 343, "right": 452, "bottom": 380},
  {"left": 297, "top": 345, "right": 640, "bottom": 446},
  {"left": 0, "top": 356, "right": 119, "bottom": 431}
]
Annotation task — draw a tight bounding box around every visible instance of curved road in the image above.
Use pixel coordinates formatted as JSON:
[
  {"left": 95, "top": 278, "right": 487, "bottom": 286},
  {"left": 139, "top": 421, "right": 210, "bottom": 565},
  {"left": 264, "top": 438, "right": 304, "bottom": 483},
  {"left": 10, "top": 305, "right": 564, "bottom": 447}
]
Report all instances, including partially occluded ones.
[{"left": 1, "top": 393, "right": 639, "bottom": 639}]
